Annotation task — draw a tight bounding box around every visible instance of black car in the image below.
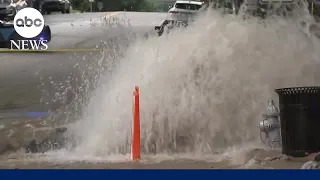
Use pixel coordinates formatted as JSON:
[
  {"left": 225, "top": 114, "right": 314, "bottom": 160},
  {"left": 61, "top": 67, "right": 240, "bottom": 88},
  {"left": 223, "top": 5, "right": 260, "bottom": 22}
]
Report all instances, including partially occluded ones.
[
  {"left": 0, "top": 0, "right": 18, "bottom": 21},
  {"left": 41, "top": 0, "right": 71, "bottom": 14}
]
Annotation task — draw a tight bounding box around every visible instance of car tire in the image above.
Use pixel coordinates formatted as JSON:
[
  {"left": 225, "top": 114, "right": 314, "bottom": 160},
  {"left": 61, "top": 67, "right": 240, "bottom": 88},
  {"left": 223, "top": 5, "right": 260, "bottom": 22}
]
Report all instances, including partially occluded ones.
[
  {"left": 42, "top": 25, "right": 52, "bottom": 42},
  {"left": 157, "top": 27, "right": 164, "bottom": 36},
  {"left": 66, "top": 6, "right": 70, "bottom": 13}
]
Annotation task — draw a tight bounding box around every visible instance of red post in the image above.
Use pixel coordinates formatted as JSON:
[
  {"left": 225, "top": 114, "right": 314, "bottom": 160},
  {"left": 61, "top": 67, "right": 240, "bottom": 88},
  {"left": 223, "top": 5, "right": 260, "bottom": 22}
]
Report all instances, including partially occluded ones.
[{"left": 131, "top": 86, "right": 141, "bottom": 160}]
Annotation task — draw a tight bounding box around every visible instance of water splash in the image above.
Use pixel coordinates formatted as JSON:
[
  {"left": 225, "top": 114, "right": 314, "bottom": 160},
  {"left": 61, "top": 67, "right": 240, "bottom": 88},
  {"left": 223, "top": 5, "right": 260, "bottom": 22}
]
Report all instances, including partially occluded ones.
[{"left": 64, "top": 5, "right": 320, "bottom": 160}]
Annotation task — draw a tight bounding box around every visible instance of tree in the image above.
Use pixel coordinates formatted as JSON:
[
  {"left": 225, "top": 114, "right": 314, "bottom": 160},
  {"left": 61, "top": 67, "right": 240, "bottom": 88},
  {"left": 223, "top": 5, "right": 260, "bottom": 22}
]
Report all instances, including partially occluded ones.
[{"left": 70, "top": 0, "right": 90, "bottom": 12}]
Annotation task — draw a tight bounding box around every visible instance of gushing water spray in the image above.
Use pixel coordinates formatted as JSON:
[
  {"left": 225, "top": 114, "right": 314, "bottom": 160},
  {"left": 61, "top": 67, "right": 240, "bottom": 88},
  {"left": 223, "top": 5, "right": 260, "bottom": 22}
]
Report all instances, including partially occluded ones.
[{"left": 62, "top": 3, "right": 320, "bottom": 159}]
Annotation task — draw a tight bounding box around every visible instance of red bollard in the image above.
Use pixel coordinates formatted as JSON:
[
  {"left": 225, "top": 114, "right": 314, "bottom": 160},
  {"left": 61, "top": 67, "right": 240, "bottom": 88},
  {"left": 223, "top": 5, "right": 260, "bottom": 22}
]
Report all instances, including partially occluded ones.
[{"left": 131, "top": 86, "right": 141, "bottom": 160}]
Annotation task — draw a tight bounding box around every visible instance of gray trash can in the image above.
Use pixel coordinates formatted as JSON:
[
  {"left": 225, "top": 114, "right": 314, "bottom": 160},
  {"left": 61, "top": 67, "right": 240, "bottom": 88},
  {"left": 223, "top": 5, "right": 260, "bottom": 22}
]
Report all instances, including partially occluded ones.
[{"left": 275, "top": 86, "right": 320, "bottom": 157}]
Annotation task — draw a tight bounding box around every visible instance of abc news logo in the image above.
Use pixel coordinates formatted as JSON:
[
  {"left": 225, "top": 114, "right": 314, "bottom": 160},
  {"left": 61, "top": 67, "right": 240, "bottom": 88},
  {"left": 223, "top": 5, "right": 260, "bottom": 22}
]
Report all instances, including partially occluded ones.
[
  {"left": 15, "top": 16, "right": 43, "bottom": 28},
  {"left": 11, "top": 8, "right": 48, "bottom": 50}
]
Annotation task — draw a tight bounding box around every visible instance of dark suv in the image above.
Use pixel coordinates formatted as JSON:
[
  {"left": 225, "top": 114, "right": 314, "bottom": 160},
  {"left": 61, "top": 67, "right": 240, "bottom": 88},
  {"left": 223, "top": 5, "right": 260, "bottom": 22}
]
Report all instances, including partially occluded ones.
[{"left": 41, "top": 0, "right": 71, "bottom": 14}]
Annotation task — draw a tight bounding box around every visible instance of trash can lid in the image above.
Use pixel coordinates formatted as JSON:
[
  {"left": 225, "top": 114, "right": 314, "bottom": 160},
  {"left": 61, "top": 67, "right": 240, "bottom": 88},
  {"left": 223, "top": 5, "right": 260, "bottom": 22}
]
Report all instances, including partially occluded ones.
[{"left": 275, "top": 86, "right": 320, "bottom": 95}]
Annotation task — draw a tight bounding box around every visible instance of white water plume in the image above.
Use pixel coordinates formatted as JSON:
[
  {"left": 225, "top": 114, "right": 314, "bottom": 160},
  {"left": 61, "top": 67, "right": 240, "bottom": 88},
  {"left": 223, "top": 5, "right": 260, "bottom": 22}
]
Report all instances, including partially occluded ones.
[{"left": 66, "top": 4, "right": 320, "bottom": 158}]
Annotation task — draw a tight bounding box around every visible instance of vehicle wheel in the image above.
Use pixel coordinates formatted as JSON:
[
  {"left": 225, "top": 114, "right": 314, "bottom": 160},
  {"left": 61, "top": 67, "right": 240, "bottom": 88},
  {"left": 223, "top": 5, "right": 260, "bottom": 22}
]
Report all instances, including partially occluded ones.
[
  {"left": 156, "top": 25, "right": 165, "bottom": 36},
  {"left": 61, "top": 9, "right": 66, "bottom": 14},
  {"left": 66, "top": 6, "right": 70, "bottom": 13},
  {"left": 46, "top": 10, "right": 51, "bottom": 15},
  {"left": 42, "top": 25, "right": 52, "bottom": 42},
  {"left": 157, "top": 29, "right": 164, "bottom": 36}
]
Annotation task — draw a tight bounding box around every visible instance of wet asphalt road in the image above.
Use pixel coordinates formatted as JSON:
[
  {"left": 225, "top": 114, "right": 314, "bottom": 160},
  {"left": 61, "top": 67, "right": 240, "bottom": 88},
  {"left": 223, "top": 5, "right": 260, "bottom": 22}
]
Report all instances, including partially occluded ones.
[
  {"left": 0, "top": 12, "right": 108, "bottom": 113},
  {"left": 0, "top": 11, "right": 166, "bottom": 155},
  {"left": 0, "top": 12, "right": 166, "bottom": 114}
]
